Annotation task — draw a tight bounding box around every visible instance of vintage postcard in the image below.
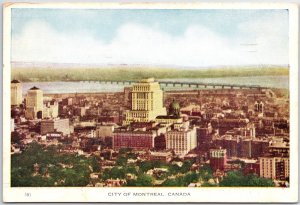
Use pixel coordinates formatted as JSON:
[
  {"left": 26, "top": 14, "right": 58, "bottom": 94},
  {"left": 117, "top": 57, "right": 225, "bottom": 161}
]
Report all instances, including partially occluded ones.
[{"left": 2, "top": 2, "right": 299, "bottom": 203}]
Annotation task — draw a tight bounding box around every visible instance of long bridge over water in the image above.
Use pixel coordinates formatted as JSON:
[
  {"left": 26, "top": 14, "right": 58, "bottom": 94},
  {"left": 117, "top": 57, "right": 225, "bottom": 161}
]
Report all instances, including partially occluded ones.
[{"left": 79, "top": 80, "right": 269, "bottom": 90}]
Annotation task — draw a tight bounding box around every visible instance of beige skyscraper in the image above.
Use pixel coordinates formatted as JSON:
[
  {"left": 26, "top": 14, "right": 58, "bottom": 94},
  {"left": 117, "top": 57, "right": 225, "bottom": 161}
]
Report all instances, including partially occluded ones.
[
  {"left": 25, "top": 86, "right": 43, "bottom": 119},
  {"left": 11, "top": 80, "right": 23, "bottom": 106},
  {"left": 123, "top": 78, "right": 166, "bottom": 125}
]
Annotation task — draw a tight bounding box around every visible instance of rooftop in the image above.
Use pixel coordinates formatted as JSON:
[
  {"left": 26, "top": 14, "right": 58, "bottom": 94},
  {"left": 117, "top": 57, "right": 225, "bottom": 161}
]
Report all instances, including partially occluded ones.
[
  {"left": 30, "top": 86, "right": 40, "bottom": 90},
  {"left": 139, "top": 78, "right": 155, "bottom": 83},
  {"left": 156, "top": 115, "right": 181, "bottom": 119},
  {"left": 11, "top": 79, "right": 21, "bottom": 83}
]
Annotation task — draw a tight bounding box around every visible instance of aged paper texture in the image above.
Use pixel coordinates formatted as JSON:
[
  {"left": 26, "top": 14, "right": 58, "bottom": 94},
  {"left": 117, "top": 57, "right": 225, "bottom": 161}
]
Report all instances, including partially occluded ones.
[{"left": 2, "top": 2, "right": 299, "bottom": 202}]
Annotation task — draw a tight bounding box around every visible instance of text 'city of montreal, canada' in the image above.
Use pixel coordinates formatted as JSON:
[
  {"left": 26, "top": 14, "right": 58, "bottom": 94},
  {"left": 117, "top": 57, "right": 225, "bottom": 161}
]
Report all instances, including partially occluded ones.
[
  {"left": 108, "top": 192, "right": 191, "bottom": 197},
  {"left": 132, "top": 192, "right": 191, "bottom": 197}
]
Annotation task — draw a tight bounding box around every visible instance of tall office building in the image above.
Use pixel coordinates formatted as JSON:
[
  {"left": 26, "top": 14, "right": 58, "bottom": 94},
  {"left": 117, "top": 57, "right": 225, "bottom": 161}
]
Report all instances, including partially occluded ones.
[
  {"left": 11, "top": 79, "right": 22, "bottom": 106},
  {"left": 209, "top": 148, "right": 227, "bottom": 171},
  {"left": 25, "top": 86, "right": 43, "bottom": 119},
  {"left": 259, "top": 157, "right": 289, "bottom": 180},
  {"left": 123, "top": 78, "right": 166, "bottom": 125}
]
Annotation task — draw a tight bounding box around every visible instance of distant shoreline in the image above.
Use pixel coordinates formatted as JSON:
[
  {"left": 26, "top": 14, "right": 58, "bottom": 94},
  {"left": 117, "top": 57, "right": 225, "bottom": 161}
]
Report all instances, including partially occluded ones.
[{"left": 12, "top": 67, "right": 289, "bottom": 83}]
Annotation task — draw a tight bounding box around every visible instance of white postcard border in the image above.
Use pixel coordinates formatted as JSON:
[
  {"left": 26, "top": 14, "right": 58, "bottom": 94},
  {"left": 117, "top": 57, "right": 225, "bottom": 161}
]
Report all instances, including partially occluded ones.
[{"left": 2, "top": 2, "right": 299, "bottom": 202}]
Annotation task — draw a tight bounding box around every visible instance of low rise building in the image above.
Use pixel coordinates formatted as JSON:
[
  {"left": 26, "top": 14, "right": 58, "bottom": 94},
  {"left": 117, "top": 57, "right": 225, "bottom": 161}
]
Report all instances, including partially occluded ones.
[
  {"left": 149, "top": 150, "right": 173, "bottom": 162},
  {"left": 96, "top": 124, "right": 115, "bottom": 138},
  {"left": 155, "top": 115, "right": 183, "bottom": 124},
  {"left": 41, "top": 118, "right": 71, "bottom": 135},
  {"left": 113, "top": 129, "right": 156, "bottom": 150},
  {"left": 166, "top": 127, "right": 197, "bottom": 156},
  {"left": 43, "top": 100, "right": 59, "bottom": 119}
]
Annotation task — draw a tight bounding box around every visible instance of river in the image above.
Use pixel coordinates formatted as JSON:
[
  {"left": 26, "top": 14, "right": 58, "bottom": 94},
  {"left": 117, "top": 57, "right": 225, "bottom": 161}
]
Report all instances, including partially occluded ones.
[{"left": 22, "top": 75, "right": 288, "bottom": 94}]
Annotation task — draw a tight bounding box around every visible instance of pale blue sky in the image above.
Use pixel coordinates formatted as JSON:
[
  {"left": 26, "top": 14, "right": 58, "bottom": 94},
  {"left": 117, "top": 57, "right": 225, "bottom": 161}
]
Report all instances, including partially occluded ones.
[{"left": 11, "top": 9, "right": 289, "bottom": 67}]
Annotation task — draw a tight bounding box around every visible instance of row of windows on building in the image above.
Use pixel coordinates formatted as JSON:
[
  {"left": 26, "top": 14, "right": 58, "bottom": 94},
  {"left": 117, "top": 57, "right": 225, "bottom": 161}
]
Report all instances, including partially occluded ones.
[
  {"left": 115, "top": 141, "right": 151, "bottom": 146},
  {"left": 114, "top": 134, "right": 153, "bottom": 138},
  {"left": 132, "top": 92, "right": 150, "bottom": 99},
  {"left": 133, "top": 101, "right": 153, "bottom": 109},
  {"left": 128, "top": 112, "right": 149, "bottom": 118},
  {"left": 133, "top": 85, "right": 152, "bottom": 92}
]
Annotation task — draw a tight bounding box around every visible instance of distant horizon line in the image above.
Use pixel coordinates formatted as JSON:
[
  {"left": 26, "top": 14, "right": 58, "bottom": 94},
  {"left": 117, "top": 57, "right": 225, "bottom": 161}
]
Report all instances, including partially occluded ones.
[{"left": 11, "top": 61, "right": 289, "bottom": 69}]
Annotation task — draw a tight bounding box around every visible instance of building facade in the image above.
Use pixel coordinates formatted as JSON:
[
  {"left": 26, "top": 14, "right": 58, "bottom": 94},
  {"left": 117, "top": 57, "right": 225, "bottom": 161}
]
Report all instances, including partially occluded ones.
[
  {"left": 254, "top": 101, "right": 264, "bottom": 113},
  {"left": 165, "top": 127, "right": 197, "bottom": 156},
  {"left": 25, "top": 86, "right": 43, "bottom": 119},
  {"left": 113, "top": 130, "right": 156, "bottom": 150},
  {"left": 43, "top": 100, "right": 59, "bottom": 119},
  {"left": 259, "top": 157, "right": 289, "bottom": 180},
  {"left": 96, "top": 124, "right": 115, "bottom": 138},
  {"left": 41, "top": 118, "right": 71, "bottom": 135},
  {"left": 11, "top": 118, "right": 15, "bottom": 132},
  {"left": 11, "top": 80, "right": 23, "bottom": 106},
  {"left": 155, "top": 115, "right": 183, "bottom": 125},
  {"left": 123, "top": 78, "right": 166, "bottom": 125},
  {"left": 209, "top": 148, "right": 227, "bottom": 171}
]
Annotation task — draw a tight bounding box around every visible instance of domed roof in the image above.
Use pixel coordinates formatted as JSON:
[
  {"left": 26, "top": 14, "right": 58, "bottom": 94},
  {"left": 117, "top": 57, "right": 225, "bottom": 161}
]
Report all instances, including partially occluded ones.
[
  {"left": 11, "top": 79, "right": 21, "bottom": 83},
  {"left": 169, "top": 99, "right": 180, "bottom": 117},
  {"left": 30, "top": 86, "right": 40, "bottom": 90},
  {"left": 170, "top": 100, "right": 180, "bottom": 110}
]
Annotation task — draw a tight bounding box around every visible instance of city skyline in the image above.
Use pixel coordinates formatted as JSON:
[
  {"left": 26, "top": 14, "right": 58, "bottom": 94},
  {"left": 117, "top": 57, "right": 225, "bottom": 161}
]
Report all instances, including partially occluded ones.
[
  {"left": 12, "top": 9, "right": 289, "bottom": 67},
  {"left": 10, "top": 76, "right": 290, "bottom": 188},
  {"left": 4, "top": 2, "right": 298, "bottom": 203}
]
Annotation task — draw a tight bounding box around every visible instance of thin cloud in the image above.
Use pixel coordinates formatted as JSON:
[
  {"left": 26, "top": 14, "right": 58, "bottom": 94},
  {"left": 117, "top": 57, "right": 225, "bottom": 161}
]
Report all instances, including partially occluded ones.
[{"left": 12, "top": 16, "right": 288, "bottom": 67}]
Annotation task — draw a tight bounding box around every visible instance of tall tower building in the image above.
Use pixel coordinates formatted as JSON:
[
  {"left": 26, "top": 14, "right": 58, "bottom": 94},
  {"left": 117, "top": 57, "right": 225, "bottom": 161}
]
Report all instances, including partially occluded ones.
[
  {"left": 25, "top": 86, "right": 43, "bottom": 119},
  {"left": 209, "top": 148, "right": 227, "bottom": 171},
  {"left": 11, "top": 79, "right": 22, "bottom": 106},
  {"left": 123, "top": 78, "right": 166, "bottom": 125},
  {"left": 254, "top": 101, "right": 264, "bottom": 113}
]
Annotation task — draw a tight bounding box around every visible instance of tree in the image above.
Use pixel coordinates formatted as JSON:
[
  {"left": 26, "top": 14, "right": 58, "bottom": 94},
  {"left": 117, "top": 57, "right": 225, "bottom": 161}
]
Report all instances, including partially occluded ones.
[
  {"left": 125, "top": 174, "right": 153, "bottom": 187},
  {"left": 116, "top": 156, "right": 128, "bottom": 166},
  {"left": 135, "top": 174, "right": 153, "bottom": 186},
  {"left": 220, "top": 171, "right": 275, "bottom": 187},
  {"left": 244, "top": 174, "right": 275, "bottom": 187},
  {"left": 119, "top": 148, "right": 132, "bottom": 155},
  {"left": 138, "top": 161, "right": 154, "bottom": 173},
  {"left": 127, "top": 152, "right": 137, "bottom": 160},
  {"left": 90, "top": 156, "right": 100, "bottom": 172},
  {"left": 169, "top": 164, "right": 181, "bottom": 175},
  {"left": 201, "top": 182, "right": 218, "bottom": 187},
  {"left": 11, "top": 143, "right": 95, "bottom": 187},
  {"left": 219, "top": 171, "right": 244, "bottom": 186},
  {"left": 125, "top": 165, "right": 138, "bottom": 175},
  {"left": 161, "top": 179, "right": 179, "bottom": 187},
  {"left": 109, "top": 167, "right": 126, "bottom": 179},
  {"left": 179, "top": 160, "right": 193, "bottom": 173},
  {"left": 183, "top": 172, "right": 198, "bottom": 186},
  {"left": 199, "top": 164, "right": 213, "bottom": 181}
]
